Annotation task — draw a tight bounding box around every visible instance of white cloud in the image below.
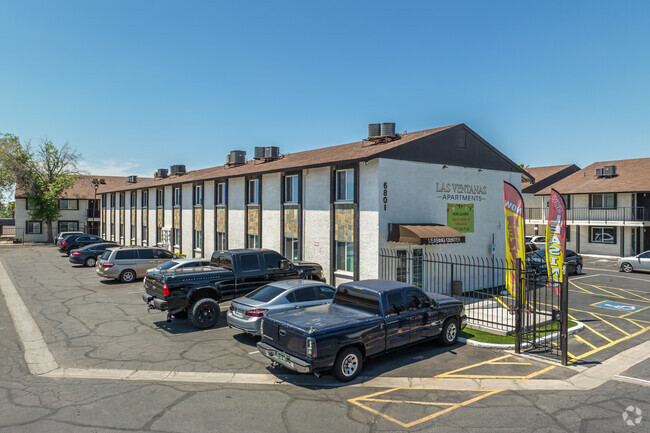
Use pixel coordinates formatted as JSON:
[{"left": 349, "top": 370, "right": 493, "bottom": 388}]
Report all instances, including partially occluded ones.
[{"left": 78, "top": 160, "right": 150, "bottom": 178}]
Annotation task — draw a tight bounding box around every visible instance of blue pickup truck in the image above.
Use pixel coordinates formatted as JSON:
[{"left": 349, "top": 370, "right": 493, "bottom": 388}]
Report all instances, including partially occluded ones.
[{"left": 257, "top": 280, "right": 467, "bottom": 381}]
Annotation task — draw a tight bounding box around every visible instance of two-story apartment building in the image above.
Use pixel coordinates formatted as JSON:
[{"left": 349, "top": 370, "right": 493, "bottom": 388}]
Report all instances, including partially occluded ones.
[
  {"left": 522, "top": 164, "right": 580, "bottom": 236},
  {"left": 14, "top": 175, "right": 129, "bottom": 242},
  {"left": 99, "top": 123, "right": 528, "bottom": 286},
  {"left": 526, "top": 158, "right": 650, "bottom": 256}
]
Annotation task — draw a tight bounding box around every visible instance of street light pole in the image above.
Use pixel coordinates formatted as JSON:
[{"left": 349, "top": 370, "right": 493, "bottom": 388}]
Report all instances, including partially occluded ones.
[{"left": 92, "top": 179, "right": 99, "bottom": 236}]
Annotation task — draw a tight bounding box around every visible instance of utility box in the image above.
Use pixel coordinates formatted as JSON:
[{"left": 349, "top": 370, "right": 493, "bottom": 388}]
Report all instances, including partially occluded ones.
[{"left": 451, "top": 280, "right": 462, "bottom": 297}]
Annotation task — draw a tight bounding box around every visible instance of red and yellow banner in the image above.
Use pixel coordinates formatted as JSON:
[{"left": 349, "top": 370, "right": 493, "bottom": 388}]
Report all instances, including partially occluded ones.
[
  {"left": 546, "top": 189, "right": 566, "bottom": 296},
  {"left": 503, "top": 181, "right": 525, "bottom": 296}
]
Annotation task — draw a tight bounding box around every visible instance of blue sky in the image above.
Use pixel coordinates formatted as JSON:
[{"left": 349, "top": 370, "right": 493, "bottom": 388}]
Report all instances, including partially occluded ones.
[{"left": 1, "top": 0, "right": 649, "bottom": 178}]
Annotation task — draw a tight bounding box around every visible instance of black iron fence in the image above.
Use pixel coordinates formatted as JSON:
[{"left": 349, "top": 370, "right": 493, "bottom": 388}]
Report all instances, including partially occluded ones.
[{"left": 379, "top": 248, "right": 569, "bottom": 363}]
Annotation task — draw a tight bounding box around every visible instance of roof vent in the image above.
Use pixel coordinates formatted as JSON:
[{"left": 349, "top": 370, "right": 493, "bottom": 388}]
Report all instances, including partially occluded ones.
[
  {"left": 368, "top": 123, "right": 381, "bottom": 138},
  {"left": 226, "top": 150, "right": 246, "bottom": 166},
  {"left": 156, "top": 168, "right": 168, "bottom": 178},
  {"left": 127, "top": 175, "right": 138, "bottom": 183},
  {"left": 603, "top": 165, "right": 616, "bottom": 177},
  {"left": 170, "top": 164, "right": 186, "bottom": 175}
]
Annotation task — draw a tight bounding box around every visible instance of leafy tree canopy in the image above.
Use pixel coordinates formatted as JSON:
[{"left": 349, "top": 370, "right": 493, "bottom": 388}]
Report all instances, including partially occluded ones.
[{"left": 0, "top": 133, "right": 82, "bottom": 242}]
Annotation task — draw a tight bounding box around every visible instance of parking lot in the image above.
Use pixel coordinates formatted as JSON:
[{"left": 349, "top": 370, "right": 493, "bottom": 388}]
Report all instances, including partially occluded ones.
[{"left": 0, "top": 245, "right": 649, "bottom": 432}]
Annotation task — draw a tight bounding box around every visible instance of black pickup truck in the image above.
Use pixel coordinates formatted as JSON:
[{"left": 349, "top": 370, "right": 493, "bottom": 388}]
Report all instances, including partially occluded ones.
[
  {"left": 257, "top": 280, "right": 466, "bottom": 381},
  {"left": 142, "top": 249, "right": 324, "bottom": 329}
]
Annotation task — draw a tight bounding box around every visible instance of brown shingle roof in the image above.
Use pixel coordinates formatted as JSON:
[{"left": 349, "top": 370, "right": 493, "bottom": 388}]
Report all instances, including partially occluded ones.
[
  {"left": 522, "top": 164, "right": 580, "bottom": 194},
  {"left": 535, "top": 158, "right": 650, "bottom": 195},
  {"left": 16, "top": 175, "right": 140, "bottom": 199},
  {"left": 101, "top": 125, "right": 461, "bottom": 193}
]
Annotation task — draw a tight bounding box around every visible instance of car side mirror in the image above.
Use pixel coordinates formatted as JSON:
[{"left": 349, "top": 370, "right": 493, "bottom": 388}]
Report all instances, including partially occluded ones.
[{"left": 279, "top": 259, "right": 293, "bottom": 270}]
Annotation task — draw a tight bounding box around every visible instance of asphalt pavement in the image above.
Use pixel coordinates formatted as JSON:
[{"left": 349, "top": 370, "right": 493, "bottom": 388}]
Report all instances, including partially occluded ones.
[{"left": 0, "top": 245, "right": 648, "bottom": 432}]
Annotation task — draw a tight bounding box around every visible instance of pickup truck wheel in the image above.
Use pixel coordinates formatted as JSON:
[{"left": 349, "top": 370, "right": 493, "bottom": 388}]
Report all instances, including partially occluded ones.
[
  {"left": 189, "top": 298, "right": 220, "bottom": 329},
  {"left": 332, "top": 347, "right": 363, "bottom": 382},
  {"left": 438, "top": 318, "right": 459, "bottom": 346},
  {"left": 119, "top": 269, "right": 136, "bottom": 283},
  {"left": 85, "top": 257, "right": 96, "bottom": 267}
]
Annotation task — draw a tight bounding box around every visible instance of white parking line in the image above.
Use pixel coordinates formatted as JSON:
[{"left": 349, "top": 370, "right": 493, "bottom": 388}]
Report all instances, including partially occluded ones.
[
  {"left": 614, "top": 375, "right": 650, "bottom": 386},
  {"left": 249, "top": 350, "right": 260, "bottom": 355}
]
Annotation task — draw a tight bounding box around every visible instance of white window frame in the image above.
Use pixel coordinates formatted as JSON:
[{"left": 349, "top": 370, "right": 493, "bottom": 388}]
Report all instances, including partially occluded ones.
[
  {"left": 335, "top": 169, "right": 354, "bottom": 202},
  {"left": 194, "top": 185, "right": 203, "bottom": 206},
  {"left": 284, "top": 175, "right": 299, "bottom": 203},
  {"left": 284, "top": 236, "right": 299, "bottom": 261},
  {"left": 336, "top": 241, "right": 354, "bottom": 273},
  {"left": 248, "top": 179, "right": 259, "bottom": 204},
  {"left": 173, "top": 187, "right": 181, "bottom": 207},
  {"left": 217, "top": 182, "right": 227, "bottom": 205}
]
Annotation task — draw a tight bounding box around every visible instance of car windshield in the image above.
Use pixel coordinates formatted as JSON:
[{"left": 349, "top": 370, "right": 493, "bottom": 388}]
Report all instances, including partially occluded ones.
[
  {"left": 246, "top": 285, "right": 286, "bottom": 302},
  {"left": 156, "top": 261, "right": 181, "bottom": 271}
]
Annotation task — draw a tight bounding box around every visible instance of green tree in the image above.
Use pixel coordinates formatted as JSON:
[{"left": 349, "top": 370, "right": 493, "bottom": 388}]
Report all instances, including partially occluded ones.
[
  {"left": 0, "top": 201, "right": 15, "bottom": 218},
  {"left": 0, "top": 134, "right": 82, "bottom": 242}
]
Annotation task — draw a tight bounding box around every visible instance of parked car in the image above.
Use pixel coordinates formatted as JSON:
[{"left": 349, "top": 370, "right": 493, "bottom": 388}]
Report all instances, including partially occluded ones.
[
  {"left": 97, "top": 246, "right": 175, "bottom": 283},
  {"left": 142, "top": 249, "right": 325, "bottom": 329},
  {"left": 56, "top": 231, "right": 84, "bottom": 245},
  {"left": 525, "top": 242, "right": 540, "bottom": 255},
  {"left": 227, "top": 280, "right": 336, "bottom": 336},
  {"left": 69, "top": 242, "right": 120, "bottom": 267},
  {"left": 617, "top": 251, "right": 650, "bottom": 273},
  {"left": 58, "top": 235, "right": 105, "bottom": 255},
  {"left": 529, "top": 235, "right": 546, "bottom": 250},
  {"left": 257, "top": 279, "right": 466, "bottom": 382},
  {"left": 527, "top": 249, "right": 583, "bottom": 275},
  {"left": 146, "top": 258, "right": 211, "bottom": 273}
]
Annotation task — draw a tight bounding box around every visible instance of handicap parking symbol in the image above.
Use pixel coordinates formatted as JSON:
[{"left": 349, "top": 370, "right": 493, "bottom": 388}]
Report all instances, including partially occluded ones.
[{"left": 593, "top": 301, "right": 643, "bottom": 312}]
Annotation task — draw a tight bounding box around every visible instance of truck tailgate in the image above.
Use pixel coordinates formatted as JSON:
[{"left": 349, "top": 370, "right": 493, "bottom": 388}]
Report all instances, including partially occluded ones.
[
  {"left": 144, "top": 273, "right": 165, "bottom": 298},
  {"left": 262, "top": 318, "right": 307, "bottom": 357}
]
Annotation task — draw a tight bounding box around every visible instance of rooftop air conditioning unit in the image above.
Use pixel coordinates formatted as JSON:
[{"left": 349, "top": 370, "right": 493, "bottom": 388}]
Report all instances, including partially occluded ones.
[
  {"left": 127, "top": 175, "right": 138, "bottom": 183},
  {"left": 603, "top": 165, "right": 616, "bottom": 176},
  {"left": 170, "top": 164, "right": 186, "bottom": 175},
  {"left": 264, "top": 146, "right": 280, "bottom": 159},
  {"left": 227, "top": 150, "right": 246, "bottom": 165},
  {"left": 368, "top": 123, "right": 381, "bottom": 138},
  {"left": 254, "top": 146, "right": 266, "bottom": 160},
  {"left": 595, "top": 167, "right": 603, "bottom": 177},
  {"left": 156, "top": 168, "right": 168, "bottom": 178}
]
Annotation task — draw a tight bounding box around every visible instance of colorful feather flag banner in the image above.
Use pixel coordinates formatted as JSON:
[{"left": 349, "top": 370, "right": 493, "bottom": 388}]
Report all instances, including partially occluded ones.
[
  {"left": 503, "top": 181, "right": 526, "bottom": 297},
  {"left": 546, "top": 189, "right": 566, "bottom": 296}
]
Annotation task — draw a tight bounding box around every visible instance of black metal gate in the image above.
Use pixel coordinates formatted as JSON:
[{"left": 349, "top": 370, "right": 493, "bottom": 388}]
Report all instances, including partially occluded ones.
[
  {"left": 515, "top": 259, "right": 569, "bottom": 364},
  {"left": 379, "top": 250, "right": 569, "bottom": 364}
]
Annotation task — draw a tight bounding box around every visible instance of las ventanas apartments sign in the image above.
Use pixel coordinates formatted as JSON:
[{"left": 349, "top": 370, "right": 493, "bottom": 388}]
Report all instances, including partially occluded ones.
[{"left": 436, "top": 182, "right": 488, "bottom": 234}]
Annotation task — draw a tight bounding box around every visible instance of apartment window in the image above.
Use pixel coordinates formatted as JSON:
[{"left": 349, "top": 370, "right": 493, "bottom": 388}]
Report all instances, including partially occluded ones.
[
  {"left": 119, "top": 193, "right": 125, "bottom": 208},
  {"left": 590, "top": 193, "right": 616, "bottom": 209},
  {"left": 157, "top": 227, "right": 162, "bottom": 244},
  {"left": 248, "top": 179, "right": 259, "bottom": 204},
  {"left": 26, "top": 221, "right": 42, "bottom": 234},
  {"left": 131, "top": 224, "right": 136, "bottom": 243},
  {"left": 248, "top": 234, "right": 260, "bottom": 248},
  {"left": 336, "top": 241, "right": 354, "bottom": 272},
  {"left": 120, "top": 222, "right": 125, "bottom": 240},
  {"left": 156, "top": 189, "right": 164, "bottom": 207},
  {"left": 284, "top": 175, "right": 299, "bottom": 203},
  {"left": 194, "top": 184, "right": 203, "bottom": 206},
  {"left": 142, "top": 190, "right": 149, "bottom": 208},
  {"left": 59, "top": 221, "right": 79, "bottom": 232},
  {"left": 216, "top": 232, "right": 227, "bottom": 250},
  {"left": 130, "top": 192, "right": 136, "bottom": 208},
  {"left": 284, "top": 237, "right": 299, "bottom": 261},
  {"left": 173, "top": 187, "right": 181, "bottom": 207},
  {"left": 173, "top": 228, "right": 181, "bottom": 246},
  {"left": 566, "top": 225, "right": 571, "bottom": 242},
  {"left": 216, "top": 182, "right": 227, "bottom": 205},
  {"left": 336, "top": 169, "right": 354, "bottom": 202},
  {"left": 59, "top": 199, "right": 79, "bottom": 210},
  {"left": 194, "top": 230, "right": 203, "bottom": 250},
  {"left": 110, "top": 194, "right": 116, "bottom": 208},
  {"left": 101, "top": 196, "right": 106, "bottom": 208},
  {"left": 590, "top": 227, "right": 616, "bottom": 244}
]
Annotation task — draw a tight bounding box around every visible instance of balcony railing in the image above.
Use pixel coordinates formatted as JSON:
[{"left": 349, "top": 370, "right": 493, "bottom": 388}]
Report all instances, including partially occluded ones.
[{"left": 525, "top": 207, "right": 647, "bottom": 224}]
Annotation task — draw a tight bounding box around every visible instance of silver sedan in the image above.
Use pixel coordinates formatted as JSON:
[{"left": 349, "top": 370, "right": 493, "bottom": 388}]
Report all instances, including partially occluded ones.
[
  {"left": 617, "top": 251, "right": 650, "bottom": 273},
  {"left": 227, "top": 280, "right": 336, "bottom": 336}
]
